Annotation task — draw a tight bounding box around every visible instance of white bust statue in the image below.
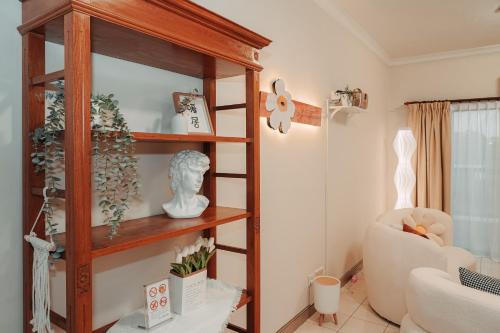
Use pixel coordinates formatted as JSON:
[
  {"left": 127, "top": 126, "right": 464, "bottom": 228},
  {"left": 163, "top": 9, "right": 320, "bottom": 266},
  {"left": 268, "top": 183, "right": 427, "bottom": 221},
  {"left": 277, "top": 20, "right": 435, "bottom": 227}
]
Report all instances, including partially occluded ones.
[{"left": 163, "top": 150, "right": 210, "bottom": 218}]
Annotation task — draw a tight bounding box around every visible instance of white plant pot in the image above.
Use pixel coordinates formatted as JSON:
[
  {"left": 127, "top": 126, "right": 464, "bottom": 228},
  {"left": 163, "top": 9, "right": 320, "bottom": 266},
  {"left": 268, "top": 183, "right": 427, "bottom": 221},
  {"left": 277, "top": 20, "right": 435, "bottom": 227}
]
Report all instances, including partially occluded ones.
[
  {"left": 312, "top": 276, "right": 340, "bottom": 315},
  {"left": 169, "top": 269, "right": 207, "bottom": 314},
  {"left": 171, "top": 112, "right": 189, "bottom": 134}
]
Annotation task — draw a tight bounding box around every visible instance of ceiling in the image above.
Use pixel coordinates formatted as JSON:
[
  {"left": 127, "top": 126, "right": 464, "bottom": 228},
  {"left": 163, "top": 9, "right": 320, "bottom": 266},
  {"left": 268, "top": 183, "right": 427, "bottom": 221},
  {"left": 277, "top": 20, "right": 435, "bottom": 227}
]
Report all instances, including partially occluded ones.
[{"left": 316, "top": 0, "right": 500, "bottom": 64}]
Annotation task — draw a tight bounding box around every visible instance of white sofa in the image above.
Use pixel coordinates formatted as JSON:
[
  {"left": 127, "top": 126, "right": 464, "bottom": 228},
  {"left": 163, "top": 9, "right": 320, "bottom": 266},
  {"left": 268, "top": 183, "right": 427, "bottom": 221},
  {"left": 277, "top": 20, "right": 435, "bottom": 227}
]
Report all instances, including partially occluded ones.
[
  {"left": 401, "top": 267, "right": 500, "bottom": 333},
  {"left": 363, "top": 208, "right": 476, "bottom": 324}
]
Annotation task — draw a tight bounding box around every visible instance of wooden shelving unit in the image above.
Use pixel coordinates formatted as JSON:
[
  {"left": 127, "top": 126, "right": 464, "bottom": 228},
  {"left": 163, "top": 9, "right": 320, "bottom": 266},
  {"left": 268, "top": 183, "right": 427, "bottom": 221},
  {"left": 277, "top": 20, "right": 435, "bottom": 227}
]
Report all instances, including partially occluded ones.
[{"left": 19, "top": 1, "right": 271, "bottom": 332}]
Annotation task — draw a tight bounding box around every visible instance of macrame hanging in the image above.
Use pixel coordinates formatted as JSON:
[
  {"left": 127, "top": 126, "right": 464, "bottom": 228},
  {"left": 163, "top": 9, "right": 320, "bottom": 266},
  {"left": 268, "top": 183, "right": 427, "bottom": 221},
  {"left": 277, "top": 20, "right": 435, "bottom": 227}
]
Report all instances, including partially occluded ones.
[{"left": 24, "top": 187, "right": 55, "bottom": 333}]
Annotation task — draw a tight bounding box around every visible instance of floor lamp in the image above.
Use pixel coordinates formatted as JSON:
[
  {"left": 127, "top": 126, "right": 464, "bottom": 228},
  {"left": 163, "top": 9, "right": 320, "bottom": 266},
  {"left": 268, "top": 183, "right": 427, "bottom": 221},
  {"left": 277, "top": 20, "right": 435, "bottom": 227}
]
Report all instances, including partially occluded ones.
[{"left": 393, "top": 128, "right": 416, "bottom": 209}]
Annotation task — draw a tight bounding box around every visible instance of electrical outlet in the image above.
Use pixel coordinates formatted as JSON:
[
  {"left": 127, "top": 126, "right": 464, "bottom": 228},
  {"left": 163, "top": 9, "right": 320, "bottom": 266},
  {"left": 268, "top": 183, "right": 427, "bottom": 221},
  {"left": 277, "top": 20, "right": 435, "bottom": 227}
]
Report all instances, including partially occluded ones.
[
  {"left": 307, "top": 266, "right": 325, "bottom": 306},
  {"left": 307, "top": 266, "right": 325, "bottom": 286}
]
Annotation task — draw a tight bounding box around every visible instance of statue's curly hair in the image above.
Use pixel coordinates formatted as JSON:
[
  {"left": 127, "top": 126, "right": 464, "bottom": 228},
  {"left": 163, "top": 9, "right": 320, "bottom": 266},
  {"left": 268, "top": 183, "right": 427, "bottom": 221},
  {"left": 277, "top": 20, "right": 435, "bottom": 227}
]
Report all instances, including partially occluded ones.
[{"left": 170, "top": 150, "right": 210, "bottom": 192}]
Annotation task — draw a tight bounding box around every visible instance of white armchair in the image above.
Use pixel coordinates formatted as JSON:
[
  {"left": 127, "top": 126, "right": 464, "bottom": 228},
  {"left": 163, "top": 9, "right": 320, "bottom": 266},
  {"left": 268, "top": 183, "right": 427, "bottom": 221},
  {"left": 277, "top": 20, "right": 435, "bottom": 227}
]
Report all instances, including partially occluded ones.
[
  {"left": 363, "top": 208, "right": 476, "bottom": 324},
  {"left": 402, "top": 267, "right": 500, "bottom": 333}
]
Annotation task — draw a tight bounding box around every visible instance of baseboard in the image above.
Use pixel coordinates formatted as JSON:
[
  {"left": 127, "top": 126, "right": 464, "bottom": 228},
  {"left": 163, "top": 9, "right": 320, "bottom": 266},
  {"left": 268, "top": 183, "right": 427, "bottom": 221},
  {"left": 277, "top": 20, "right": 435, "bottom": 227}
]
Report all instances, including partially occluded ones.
[
  {"left": 276, "top": 304, "right": 316, "bottom": 333},
  {"left": 276, "top": 260, "right": 363, "bottom": 333},
  {"left": 339, "top": 260, "right": 363, "bottom": 286}
]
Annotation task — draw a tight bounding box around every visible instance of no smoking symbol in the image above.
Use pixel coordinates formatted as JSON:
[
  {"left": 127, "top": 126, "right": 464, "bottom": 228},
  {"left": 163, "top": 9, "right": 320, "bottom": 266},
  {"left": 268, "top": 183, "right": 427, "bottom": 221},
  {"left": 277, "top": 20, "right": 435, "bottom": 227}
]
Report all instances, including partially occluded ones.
[
  {"left": 149, "top": 287, "right": 158, "bottom": 298},
  {"left": 150, "top": 300, "right": 159, "bottom": 311}
]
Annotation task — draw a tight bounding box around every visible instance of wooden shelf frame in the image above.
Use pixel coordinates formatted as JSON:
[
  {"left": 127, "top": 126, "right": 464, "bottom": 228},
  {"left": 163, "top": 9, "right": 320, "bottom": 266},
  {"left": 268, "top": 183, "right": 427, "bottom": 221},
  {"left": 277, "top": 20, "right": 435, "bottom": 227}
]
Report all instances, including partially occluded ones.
[{"left": 20, "top": 1, "right": 270, "bottom": 333}]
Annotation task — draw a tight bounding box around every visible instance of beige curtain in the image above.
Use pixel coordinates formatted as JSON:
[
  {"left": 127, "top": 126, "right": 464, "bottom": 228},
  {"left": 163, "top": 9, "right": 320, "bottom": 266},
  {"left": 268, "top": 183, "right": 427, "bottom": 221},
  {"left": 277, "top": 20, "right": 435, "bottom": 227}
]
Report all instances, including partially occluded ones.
[{"left": 408, "top": 101, "right": 451, "bottom": 214}]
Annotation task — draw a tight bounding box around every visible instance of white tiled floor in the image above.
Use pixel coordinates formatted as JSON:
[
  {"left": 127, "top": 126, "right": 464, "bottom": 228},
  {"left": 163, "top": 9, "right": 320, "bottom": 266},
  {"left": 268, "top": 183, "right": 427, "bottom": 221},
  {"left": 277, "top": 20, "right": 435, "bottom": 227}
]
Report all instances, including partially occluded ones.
[{"left": 295, "top": 272, "right": 399, "bottom": 333}]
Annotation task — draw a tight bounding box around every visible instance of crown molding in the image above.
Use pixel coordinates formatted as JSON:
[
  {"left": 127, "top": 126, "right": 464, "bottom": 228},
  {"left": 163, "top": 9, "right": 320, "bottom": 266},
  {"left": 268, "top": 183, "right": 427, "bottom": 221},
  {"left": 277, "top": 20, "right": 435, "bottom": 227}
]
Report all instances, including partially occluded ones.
[
  {"left": 314, "top": 0, "right": 500, "bottom": 67},
  {"left": 313, "top": 0, "right": 391, "bottom": 65},
  {"left": 388, "top": 44, "right": 500, "bottom": 66}
]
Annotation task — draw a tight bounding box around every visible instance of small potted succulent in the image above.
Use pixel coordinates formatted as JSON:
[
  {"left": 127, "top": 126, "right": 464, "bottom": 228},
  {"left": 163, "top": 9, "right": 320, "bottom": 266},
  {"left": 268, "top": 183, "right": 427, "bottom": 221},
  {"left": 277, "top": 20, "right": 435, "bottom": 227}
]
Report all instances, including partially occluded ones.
[{"left": 169, "top": 236, "right": 215, "bottom": 314}]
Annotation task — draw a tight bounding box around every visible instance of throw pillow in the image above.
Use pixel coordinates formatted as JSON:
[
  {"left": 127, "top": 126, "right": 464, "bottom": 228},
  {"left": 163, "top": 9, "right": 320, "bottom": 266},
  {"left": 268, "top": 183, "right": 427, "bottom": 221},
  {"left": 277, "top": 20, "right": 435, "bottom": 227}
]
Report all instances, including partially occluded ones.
[
  {"left": 459, "top": 267, "right": 500, "bottom": 296},
  {"left": 402, "top": 223, "right": 429, "bottom": 239}
]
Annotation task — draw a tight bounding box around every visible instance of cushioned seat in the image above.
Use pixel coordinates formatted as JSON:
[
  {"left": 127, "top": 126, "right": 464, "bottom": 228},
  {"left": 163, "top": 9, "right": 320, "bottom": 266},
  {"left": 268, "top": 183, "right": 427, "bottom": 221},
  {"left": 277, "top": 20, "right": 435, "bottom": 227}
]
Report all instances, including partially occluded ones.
[
  {"left": 401, "top": 267, "right": 500, "bottom": 333},
  {"left": 363, "top": 208, "right": 477, "bottom": 324},
  {"left": 441, "top": 246, "right": 476, "bottom": 281}
]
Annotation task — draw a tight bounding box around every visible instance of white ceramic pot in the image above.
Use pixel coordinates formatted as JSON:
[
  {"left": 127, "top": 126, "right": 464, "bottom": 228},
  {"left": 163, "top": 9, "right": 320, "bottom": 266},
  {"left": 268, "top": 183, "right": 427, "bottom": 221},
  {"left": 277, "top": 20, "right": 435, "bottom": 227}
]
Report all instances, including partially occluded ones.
[
  {"left": 169, "top": 269, "right": 207, "bottom": 314},
  {"left": 312, "top": 276, "right": 340, "bottom": 315},
  {"left": 171, "top": 112, "right": 189, "bottom": 134}
]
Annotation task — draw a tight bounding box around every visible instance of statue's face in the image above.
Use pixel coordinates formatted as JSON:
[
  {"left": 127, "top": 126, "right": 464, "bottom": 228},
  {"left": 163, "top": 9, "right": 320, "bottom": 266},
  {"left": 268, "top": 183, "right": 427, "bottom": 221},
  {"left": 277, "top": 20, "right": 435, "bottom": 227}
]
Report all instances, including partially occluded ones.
[{"left": 180, "top": 167, "right": 204, "bottom": 194}]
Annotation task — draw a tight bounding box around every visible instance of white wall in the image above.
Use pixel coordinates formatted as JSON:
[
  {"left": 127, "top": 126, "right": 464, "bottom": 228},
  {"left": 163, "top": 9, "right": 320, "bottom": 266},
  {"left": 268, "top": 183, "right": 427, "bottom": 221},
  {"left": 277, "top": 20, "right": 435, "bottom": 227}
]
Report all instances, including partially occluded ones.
[
  {"left": 0, "top": 2, "right": 22, "bottom": 332},
  {"left": 0, "top": 1, "right": 390, "bottom": 332},
  {"left": 193, "top": 1, "right": 389, "bottom": 331},
  {"left": 386, "top": 53, "right": 500, "bottom": 209}
]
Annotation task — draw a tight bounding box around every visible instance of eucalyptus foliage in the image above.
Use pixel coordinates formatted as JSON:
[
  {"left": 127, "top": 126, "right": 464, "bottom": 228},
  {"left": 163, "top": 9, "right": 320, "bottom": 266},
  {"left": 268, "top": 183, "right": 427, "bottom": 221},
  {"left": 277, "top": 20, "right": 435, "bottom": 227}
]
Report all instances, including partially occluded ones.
[
  {"left": 31, "top": 82, "right": 140, "bottom": 238},
  {"left": 31, "top": 84, "right": 65, "bottom": 236},
  {"left": 91, "top": 93, "right": 139, "bottom": 237}
]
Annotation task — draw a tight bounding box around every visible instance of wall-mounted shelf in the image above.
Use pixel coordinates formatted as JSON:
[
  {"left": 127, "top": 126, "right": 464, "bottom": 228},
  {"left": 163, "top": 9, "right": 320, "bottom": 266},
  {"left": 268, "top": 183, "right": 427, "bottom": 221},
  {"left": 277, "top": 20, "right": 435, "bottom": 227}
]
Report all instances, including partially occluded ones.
[
  {"left": 328, "top": 86, "right": 368, "bottom": 119},
  {"left": 327, "top": 103, "right": 368, "bottom": 119}
]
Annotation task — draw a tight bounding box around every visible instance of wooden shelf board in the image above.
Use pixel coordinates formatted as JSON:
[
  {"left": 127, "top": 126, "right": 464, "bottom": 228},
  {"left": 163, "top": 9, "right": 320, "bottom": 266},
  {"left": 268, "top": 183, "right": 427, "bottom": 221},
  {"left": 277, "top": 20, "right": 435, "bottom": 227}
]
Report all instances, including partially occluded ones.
[
  {"left": 53, "top": 207, "right": 250, "bottom": 258},
  {"left": 132, "top": 132, "right": 251, "bottom": 143},
  {"left": 34, "top": 130, "right": 249, "bottom": 144}
]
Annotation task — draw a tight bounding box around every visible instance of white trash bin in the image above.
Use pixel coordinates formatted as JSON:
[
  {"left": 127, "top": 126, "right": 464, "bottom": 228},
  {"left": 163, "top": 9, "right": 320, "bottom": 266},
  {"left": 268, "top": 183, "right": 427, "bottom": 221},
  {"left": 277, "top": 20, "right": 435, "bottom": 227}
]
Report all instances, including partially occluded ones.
[{"left": 312, "top": 276, "right": 340, "bottom": 326}]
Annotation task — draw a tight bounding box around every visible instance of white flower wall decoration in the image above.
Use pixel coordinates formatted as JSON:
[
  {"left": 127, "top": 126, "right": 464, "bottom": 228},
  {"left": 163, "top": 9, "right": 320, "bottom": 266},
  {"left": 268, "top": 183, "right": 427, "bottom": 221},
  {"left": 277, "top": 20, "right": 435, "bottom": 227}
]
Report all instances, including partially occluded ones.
[{"left": 265, "top": 79, "right": 296, "bottom": 134}]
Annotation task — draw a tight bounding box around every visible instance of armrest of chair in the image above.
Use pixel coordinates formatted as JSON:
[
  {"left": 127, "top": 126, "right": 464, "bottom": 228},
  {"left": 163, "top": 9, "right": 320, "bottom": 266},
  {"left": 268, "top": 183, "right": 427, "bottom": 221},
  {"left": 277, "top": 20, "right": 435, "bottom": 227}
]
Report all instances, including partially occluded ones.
[
  {"left": 364, "top": 223, "right": 448, "bottom": 276},
  {"left": 406, "top": 267, "right": 500, "bottom": 333},
  {"left": 363, "top": 223, "right": 448, "bottom": 323}
]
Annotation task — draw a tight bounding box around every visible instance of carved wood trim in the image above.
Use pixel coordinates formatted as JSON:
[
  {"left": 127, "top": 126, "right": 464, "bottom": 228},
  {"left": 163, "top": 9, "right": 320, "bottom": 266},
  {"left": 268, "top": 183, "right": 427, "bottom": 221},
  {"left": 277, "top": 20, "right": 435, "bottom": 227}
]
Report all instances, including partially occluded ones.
[
  {"left": 77, "top": 264, "right": 91, "bottom": 294},
  {"left": 18, "top": 1, "right": 271, "bottom": 73}
]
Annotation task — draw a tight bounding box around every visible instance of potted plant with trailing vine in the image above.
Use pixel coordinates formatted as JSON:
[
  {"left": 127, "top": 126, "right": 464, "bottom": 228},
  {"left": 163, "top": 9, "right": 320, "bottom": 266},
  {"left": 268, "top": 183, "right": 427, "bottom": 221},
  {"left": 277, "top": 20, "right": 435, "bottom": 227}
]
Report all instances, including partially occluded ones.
[
  {"left": 31, "top": 82, "right": 139, "bottom": 254},
  {"left": 169, "top": 236, "right": 215, "bottom": 314}
]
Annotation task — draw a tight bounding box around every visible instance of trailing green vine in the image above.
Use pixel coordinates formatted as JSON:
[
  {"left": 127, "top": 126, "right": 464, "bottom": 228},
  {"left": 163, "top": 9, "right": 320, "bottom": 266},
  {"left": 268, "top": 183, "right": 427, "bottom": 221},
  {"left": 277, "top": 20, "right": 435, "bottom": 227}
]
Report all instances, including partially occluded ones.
[
  {"left": 91, "top": 93, "right": 139, "bottom": 237},
  {"left": 31, "top": 82, "right": 140, "bottom": 239},
  {"left": 31, "top": 85, "right": 65, "bottom": 236}
]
